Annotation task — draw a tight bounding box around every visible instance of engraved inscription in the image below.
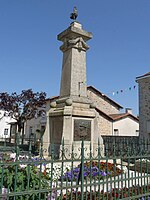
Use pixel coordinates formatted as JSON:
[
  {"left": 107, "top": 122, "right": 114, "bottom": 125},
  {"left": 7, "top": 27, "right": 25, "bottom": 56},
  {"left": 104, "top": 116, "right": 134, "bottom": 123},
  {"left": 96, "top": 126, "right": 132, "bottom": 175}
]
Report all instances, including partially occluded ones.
[{"left": 74, "top": 119, "right": 91, "bottom": 141}]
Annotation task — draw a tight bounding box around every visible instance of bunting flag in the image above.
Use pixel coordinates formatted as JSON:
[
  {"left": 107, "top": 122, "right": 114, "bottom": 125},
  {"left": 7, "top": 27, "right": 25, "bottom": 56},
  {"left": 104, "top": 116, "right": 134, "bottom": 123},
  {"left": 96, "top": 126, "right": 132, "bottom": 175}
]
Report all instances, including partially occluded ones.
[
  {"left": 112, "top": 85, "right": 137, "bottom": 96},
  {"left": 102, "top": 85, "right": 137, "bottom": 96}
]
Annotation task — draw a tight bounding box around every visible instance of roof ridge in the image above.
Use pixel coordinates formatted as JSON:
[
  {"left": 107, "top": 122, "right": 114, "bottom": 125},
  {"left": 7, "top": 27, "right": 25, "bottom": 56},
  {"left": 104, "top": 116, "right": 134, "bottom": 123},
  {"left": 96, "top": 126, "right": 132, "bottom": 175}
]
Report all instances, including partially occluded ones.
[{"left": 87, "top": 85, "right": 123, "bottom": 109}]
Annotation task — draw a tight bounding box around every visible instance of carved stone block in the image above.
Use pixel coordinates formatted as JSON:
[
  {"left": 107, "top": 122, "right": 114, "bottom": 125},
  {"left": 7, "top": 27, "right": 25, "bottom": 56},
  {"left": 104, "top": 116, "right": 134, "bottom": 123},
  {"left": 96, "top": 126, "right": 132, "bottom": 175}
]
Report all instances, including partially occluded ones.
[{"left": 74, "top": 119, "right": 91, "bottom": 141}]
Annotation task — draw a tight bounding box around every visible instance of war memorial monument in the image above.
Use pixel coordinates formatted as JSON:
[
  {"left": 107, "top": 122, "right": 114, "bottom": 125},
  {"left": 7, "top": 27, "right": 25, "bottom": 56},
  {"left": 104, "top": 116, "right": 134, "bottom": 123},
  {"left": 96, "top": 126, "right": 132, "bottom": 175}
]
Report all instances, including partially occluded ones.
[{"left": 43, "top": 8, "right": 103, "bottom": 157}]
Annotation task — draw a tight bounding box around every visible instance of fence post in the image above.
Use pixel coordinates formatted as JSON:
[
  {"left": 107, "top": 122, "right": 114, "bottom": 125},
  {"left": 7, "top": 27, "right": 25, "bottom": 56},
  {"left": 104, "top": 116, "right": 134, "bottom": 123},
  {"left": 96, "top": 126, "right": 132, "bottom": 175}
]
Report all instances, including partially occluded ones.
[
  {"left": 39, "top": 135, "right": 43, "bottom": 158},
  {"left": 15, "top": 132, "right": 20, "bottom": 157},
  {"left": 77, "top": 139, "right": 84, "bottom": 200}
]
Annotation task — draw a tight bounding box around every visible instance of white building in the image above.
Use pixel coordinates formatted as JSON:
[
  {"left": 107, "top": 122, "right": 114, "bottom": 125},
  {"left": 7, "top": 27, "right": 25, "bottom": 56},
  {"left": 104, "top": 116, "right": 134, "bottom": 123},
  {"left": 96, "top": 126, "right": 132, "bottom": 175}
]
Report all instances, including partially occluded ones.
[
  {"left": 110, "top": 109, "right": 139, "bottom": 136},
  {"left": 0, "top": 110, "right": 16, "bottom": 140}
]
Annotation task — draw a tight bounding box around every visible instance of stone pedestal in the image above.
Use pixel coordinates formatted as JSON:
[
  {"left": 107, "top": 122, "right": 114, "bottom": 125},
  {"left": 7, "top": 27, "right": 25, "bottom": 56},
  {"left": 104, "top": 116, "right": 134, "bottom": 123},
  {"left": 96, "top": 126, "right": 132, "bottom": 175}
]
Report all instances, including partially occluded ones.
[{"left": 45, "top": 102, "right": 103, "bottom": 158}]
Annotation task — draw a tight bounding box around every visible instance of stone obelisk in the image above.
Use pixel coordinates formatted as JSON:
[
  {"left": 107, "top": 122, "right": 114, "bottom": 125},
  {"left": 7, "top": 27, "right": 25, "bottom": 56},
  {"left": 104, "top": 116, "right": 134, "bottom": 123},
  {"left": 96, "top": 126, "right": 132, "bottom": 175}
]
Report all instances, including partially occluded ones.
[{"left": 44, "top": 9, "right": 103, "bottom": 157}]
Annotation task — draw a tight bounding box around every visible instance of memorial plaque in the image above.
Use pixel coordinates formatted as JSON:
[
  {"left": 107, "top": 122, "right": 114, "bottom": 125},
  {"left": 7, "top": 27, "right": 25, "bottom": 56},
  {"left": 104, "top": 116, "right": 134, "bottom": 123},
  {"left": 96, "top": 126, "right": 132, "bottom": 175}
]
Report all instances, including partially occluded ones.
[{"left": 74, "top": 119, "right": 91, "bottom": 141}]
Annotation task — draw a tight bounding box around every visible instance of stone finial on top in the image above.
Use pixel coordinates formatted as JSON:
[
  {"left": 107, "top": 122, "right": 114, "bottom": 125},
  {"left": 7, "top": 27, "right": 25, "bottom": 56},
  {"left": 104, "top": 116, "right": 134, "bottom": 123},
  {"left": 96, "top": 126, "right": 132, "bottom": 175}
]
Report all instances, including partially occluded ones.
[{"left": 70, "top": 6, "right": 78, "bottom": 21}]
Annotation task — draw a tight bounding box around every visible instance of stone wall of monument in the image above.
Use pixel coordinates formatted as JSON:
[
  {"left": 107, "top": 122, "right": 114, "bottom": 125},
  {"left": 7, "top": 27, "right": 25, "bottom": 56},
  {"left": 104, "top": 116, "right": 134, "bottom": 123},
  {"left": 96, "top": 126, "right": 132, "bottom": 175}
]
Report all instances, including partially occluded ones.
[
  {"left": 138, "top": 78, "right": 150, "bottom": 138},
  {"left": 87, "top": 90, "right": 120, "bottom": 115}
]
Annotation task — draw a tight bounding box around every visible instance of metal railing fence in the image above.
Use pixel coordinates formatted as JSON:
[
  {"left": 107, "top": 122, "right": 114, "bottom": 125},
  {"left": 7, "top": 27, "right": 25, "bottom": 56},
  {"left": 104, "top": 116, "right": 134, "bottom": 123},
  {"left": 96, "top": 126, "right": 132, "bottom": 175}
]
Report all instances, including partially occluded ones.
[{"left": 0, "top": 135, "right": 150, "bottom": 199}]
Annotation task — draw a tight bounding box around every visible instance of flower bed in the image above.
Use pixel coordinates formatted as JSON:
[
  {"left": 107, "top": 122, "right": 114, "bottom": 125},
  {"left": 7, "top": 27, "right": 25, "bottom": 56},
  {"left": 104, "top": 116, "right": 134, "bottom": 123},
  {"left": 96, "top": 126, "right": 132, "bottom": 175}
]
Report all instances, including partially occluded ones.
[
  {"left": 61, "top": 161, "right": 124, "bottom": 182},
  {"left": 0, "top": 153, "right": 50, "bottom": 199},
  {"left": 2, "top": 153, "right": 146, "bottom": 200},
  {"left": 129, "top": 159, "right": 150, "bottom": 173},
  {"left": 59, "top": 185, "right": 150, "bottom": 200}
]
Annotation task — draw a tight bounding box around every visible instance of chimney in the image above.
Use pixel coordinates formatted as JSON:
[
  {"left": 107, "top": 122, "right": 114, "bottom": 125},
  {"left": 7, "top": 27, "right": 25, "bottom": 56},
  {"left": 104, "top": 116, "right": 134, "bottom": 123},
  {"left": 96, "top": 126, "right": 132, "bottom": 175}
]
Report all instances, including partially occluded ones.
[{"left": 125, "top": 108, "right": 132, "bottom": 114}]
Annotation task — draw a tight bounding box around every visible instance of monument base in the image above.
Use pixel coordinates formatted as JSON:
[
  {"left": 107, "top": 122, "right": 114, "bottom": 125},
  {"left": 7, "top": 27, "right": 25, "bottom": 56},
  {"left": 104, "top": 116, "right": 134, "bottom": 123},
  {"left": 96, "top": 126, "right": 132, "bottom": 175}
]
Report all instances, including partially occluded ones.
[{"left": 43, "top": 101, "right": 104, "bottom": 158}]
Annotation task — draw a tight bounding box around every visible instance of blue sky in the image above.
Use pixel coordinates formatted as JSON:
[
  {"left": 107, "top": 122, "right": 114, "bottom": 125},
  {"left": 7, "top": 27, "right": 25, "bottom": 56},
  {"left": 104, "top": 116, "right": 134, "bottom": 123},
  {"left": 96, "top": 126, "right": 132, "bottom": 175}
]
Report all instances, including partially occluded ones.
[{"left": 0, "top": 1, "right": 150, "bottom": 116}]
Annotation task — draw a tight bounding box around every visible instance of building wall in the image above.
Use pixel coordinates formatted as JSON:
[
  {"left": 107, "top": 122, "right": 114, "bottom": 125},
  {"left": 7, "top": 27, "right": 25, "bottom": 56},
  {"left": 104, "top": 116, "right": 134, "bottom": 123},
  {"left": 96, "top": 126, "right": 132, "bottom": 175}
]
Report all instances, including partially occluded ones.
[
  {"left": 24, "top": 102, "right": 49, "bottom": 139},
  {"left": 0, "top": 117, "right": 11, "bottom": 139},
  {"left": 24, "top": 117, "right": 46, "bottom": 139},
  {"left": 97, "top": 114, "right": 112, "bottom": 136},
  {"left": 87, "top": 90, "right": 120, "bottom": 115},
  {"left": 113, "top": 117, "right": 139, "bottom": 136},
  {"left": 138, "top": 77, "right": 150, "bottom": 138},
  {"left": 0, "top": 111, "right": 16, "bottom": 140}
]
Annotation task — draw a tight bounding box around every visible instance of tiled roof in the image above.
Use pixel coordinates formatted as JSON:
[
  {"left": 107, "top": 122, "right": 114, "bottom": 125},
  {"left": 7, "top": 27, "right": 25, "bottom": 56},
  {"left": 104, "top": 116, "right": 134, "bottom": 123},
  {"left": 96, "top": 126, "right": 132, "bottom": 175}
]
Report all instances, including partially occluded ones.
[
  {"left": 87, "top": 86, "right": 123, "bottom": 109},
  {"left": 95, "top": 108, "right": 113, "bottom": 121},
  {"left": 136, "top": 72, "right": 150, "bottom": 80},
  {"left": 109, "top": 113, "right": 139, "bottom": 122},
  {"left": 96, "top": 108, "right": 139, "bottom": 123},
  {"left": 109, "top": 113, "right": 128, "bottom": 120}
]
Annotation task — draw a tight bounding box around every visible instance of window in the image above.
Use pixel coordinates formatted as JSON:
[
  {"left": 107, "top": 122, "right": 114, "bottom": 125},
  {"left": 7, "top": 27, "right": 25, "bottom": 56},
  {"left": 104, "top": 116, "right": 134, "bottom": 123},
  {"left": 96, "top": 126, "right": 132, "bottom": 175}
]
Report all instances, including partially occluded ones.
[
  {"left": 136, "top": 130, "right": 139, "bottom": 136},
  {"left": 4, "top": 128, "right": 9, "bottom": 135},
  {"left": 114, "top": 129, "right": 119, "bottom": 136}
]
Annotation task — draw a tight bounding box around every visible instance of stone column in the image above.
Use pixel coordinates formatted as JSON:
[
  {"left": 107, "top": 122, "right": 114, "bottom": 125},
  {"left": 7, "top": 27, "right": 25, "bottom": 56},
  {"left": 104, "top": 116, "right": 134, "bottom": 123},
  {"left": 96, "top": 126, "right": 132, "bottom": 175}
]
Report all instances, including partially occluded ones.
[{"left": 58, "top": 21, "right": 92, "bottom": 101}]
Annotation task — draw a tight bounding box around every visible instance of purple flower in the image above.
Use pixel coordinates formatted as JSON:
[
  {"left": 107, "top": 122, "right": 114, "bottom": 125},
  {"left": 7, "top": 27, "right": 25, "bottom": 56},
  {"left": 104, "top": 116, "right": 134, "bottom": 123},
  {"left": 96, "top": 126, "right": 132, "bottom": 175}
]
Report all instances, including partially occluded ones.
[
  {"left": 61, "top": 163, "right": 109, "bottom": 182},
  {"left": 92, "top": 166, "right": 99, "bottom": 171},
  {"left": 73, "top": 167, "right": 80, "bottom": 173},
  {"left": 83, "top": 171, "right": 88, "bottom": 177},
  {"left": 63, "top": 171, "right": 74, "bottom": 181},
  {"left": 140, "top": 197, "right": 150, "bottom": 200},
  {"left": 92, "top": 171, "right": 99, "bottom": 177},
  {"left": 100, "top": 171, "right": 107, "bottom": 176}
]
